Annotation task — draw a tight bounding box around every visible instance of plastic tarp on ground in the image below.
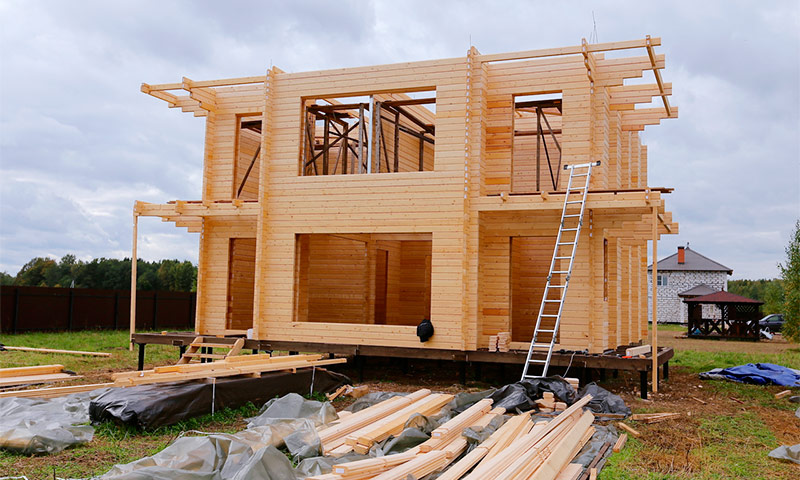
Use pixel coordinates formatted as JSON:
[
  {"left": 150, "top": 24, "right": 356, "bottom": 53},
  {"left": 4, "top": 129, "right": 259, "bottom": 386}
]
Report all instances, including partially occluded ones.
[
  {"left": 0, "top": 389, "right": 109, "bottom": 455},
  {"left": 97, "top": 393, "right": 334, "bottom": 479},
  {"left": 699, "top": 363, "right": 800, "bottom": 387},
  {"left": 768, "top": 443, "right": 800, "bottom": 464},
  {"left": 90, "top": 368, "right": 350, "bottom": 429}
]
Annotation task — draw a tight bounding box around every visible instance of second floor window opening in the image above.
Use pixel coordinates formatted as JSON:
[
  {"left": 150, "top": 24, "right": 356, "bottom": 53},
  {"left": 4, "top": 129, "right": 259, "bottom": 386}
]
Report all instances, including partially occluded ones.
[{"left": 301, "top": 91, "right": 436, "bottom": 176}]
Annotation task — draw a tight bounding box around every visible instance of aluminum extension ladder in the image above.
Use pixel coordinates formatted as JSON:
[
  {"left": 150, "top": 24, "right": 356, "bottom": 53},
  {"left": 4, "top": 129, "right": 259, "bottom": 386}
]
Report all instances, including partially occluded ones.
[{"left": 521, "top": 161, "right": 601, "bottom": 380}]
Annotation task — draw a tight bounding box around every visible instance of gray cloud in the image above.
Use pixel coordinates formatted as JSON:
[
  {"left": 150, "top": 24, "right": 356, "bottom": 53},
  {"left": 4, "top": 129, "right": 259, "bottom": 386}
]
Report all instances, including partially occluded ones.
[{"left": 1, "top": 0, "right": 798, "bottom": 280}]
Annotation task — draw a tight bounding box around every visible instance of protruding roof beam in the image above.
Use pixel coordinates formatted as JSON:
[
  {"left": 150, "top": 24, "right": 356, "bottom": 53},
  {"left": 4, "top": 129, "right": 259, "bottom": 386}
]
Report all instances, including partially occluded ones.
[{"left": 646, "top": 35, "right": 672, "bottom": 116}]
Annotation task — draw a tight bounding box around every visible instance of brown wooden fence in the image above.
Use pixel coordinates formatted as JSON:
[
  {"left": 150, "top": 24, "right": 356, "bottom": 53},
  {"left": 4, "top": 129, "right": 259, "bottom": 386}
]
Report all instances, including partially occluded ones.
[{"left": 0, "top": 286, "right": 195, "bottom": 333}]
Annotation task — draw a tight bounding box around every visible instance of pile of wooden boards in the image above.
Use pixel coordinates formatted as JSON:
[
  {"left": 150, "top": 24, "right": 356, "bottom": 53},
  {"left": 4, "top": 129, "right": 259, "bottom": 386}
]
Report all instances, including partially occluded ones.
[
  {"left": 0, "top": 353, "right": 346, "bottom": 398},
  {"left": 488, "top": 332, "right": 511, "bottom": 352},
  {"left": 309, "top": 391, "right": 596, "bottom": 480},
  {"left": 112, "top": 353, "right": 346, "bottom": 386},
  {"left": 0, "top": 364, "right": 81, "bottom": 389}
]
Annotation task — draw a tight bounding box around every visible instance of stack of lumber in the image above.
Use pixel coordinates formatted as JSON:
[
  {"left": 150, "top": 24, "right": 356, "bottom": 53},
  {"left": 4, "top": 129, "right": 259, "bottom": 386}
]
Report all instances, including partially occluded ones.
[
  {"left": 488, "top": 335, "right": 498, "bottom": 352},
  {"left": 309, "top": 394, "right": 596, "bottom": 480},
  {"left": 497, "top": 332, "right": 511, "bottom": 352},
  {"left": 488, "top": 332, "right": 511, "bottom": 353},
  {"left": 564, "top": 378, "right": 580, "bottom": 391},
  {"left": 0, "top": 365, "right": 81, "bottom": 388},
  {"left": 535, "top": 392, "right": 567, "bottom": 413},
  {"left": 0, "top": 352, "right": 346, "bottom": 398},
  {"left": 112, "top": 353, "right": 346, "bottom": 386}
]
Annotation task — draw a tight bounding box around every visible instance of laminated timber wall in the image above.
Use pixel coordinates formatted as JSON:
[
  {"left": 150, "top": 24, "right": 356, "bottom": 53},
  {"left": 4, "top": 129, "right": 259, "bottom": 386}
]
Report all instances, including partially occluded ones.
[{"left": 136, "top": 37, "right": 678, "bottom": 354}]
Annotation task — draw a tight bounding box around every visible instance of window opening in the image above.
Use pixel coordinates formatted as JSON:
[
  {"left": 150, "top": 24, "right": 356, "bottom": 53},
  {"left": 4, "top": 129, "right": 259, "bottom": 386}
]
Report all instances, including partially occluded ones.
[{"left": 301, "top": 91, "right": 435, "bottom": 176}]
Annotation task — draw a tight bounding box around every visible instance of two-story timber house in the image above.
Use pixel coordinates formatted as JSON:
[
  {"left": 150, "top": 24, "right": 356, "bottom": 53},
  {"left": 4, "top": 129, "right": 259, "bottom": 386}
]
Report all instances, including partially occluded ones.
[{"left": 132, "top": 37, "right": 678, "bottom": 362}]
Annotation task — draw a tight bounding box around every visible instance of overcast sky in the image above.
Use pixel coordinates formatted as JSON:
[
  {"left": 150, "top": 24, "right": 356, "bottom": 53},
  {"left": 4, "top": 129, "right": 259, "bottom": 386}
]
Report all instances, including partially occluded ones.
[{"left": 1, "top": 0, "right": 798, "bottom": 280}]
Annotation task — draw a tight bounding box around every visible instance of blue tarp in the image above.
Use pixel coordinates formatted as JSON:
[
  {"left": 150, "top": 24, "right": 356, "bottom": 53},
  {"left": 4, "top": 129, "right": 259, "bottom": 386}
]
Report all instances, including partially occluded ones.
[{"left": 700, "top": 363, "right": 800, "bottom": 387}]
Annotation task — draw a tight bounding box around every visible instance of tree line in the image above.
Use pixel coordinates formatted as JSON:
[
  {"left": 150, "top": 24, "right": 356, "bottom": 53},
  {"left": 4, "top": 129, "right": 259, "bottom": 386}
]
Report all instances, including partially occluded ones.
[
  {"left": 0, "top": 255, "right": 197, "bottom": 292},
  {"left": 727, "top": 278, "right": 784, "bottom": 314}
]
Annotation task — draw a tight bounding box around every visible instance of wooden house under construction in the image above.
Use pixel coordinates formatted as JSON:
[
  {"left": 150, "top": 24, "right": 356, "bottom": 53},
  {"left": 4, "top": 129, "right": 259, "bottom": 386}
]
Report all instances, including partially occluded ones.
[{"left": 133, "top": 37, "right": 678, "bottom": 361}]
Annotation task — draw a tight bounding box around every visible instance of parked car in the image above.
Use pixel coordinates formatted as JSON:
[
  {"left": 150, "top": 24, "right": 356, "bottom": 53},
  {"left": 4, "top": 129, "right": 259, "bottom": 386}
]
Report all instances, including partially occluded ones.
[{"left": 759, "top": 314, "right": 785, "bottom": 333}]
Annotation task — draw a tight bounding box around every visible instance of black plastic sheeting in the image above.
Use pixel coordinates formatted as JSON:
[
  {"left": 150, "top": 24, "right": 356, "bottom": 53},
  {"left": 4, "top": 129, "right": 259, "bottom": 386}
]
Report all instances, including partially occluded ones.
[
  {"left": 90, "top": 368, "right": 350, "bottom": 429},
  {"left": 488, "top": 377, "right": 630, "bottom": 417}
]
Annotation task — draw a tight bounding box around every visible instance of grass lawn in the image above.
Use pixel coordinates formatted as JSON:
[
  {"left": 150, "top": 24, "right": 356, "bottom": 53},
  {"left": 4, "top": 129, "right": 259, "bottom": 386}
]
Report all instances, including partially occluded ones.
[
  {"left": 599, "top": 327, "right": 800, "bottom": 479},
  {"left": 1, "top": 329, "right": 799, "bottom": 479},
  {"left": 0, "top": 330, "right": 180, "bottom": 374}
]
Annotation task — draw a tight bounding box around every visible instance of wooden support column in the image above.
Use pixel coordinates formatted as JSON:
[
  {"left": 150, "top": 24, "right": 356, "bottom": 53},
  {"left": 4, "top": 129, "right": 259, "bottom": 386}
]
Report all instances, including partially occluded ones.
[
  {"left": 393, "top": 110, "right": 400, "bottom": 172},
  {"left": 651, "top": 206, "right": 658, "bottom": 392},
  {"left": 322, "top": 116, "right": 330, "bottom": 175},
  {"left": 129, "top": 211, "right": 139, "bottom": 351},
  {"left": 418, "top": 133, "right": 425, "bottom": 171}
]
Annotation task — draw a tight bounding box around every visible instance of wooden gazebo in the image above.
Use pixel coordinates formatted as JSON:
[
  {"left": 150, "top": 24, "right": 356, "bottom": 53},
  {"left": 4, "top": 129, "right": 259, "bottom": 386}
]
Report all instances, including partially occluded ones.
[{"left": 684, "top": 291, "right": 762, "bottom": 340}]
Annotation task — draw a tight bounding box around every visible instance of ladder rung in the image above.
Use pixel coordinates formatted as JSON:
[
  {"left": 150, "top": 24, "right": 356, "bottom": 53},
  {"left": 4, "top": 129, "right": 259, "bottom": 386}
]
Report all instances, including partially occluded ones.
[
  {"left": 527, "top": 359, "right": 547, "bottom": 363},
  {"left": 557, "top": 242, "right": 576, "bottom": 246},
  {"left": 549, "top": 285, "right": 566, "bottom": 288},
  {"left": 536, "top": 329, "right": 557, "bottom": 333},
  {"left": 543, "top": 299, "right": 562, "bottom": 303},
  {"left": 563, "top": 214, "right": 581, "bottom": 218},
  {"left": 551, "top": 270, "right": 569, "bottom": 274},
  {"left": 566, "top": 201, "right": 583, "bottom": 204},
  {"left": 555, "top": 256, "right": 571, "bottom": 259},
  {"left": 540, "top": 314, "right": 558, "bottom": 317},
  {"left": 561, "top": 228, "right": 579, "bottom": 232}
]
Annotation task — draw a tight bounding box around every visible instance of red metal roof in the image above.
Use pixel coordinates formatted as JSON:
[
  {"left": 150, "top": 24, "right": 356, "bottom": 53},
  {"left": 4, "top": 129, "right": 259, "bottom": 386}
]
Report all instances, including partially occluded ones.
[{"left": 684, "top": 290, "right": 763, "bottom": 304}]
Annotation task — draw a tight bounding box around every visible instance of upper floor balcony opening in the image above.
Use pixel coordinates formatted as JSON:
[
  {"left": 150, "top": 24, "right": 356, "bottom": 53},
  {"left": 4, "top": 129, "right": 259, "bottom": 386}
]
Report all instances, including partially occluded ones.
[
  {"left": 300, "top": 90, "right": 436, "bottom": 176},
  {"left": 511, "top": 92, "right": 563, "bottom": 194}
]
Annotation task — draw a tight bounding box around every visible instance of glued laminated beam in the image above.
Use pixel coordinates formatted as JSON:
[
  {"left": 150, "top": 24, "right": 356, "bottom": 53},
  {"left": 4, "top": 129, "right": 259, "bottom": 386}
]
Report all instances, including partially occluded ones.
[
  {"left": 135, "top": 200, "right": 258, "bottom": 218},
  {"left": 478, "top": 37, "right": 661, "bottom": 63},
  {"left": 476, "top": 190, "right": 667, "bottom": 212}
]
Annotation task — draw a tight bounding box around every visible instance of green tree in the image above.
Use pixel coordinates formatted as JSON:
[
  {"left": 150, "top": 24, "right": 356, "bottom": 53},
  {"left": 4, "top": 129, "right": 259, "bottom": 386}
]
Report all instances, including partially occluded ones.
[
  {"left": 0, "top": 271, "right": 14, "bottom": 285},
  {"left": 781, "top": 220, "right": 800, "bottom": 342},
  {"left": 762, "top": 279, "right": 785, "bottom": 314},
  {"left": 15, "top": 257, "right": 57, "bottom": 286}
]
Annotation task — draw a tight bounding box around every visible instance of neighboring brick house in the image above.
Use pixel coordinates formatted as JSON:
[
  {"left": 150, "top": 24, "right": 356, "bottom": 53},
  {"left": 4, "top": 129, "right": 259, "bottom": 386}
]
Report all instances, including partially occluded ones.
[{"left": 648, "top": 245, "right": 732, "bottom": 323}]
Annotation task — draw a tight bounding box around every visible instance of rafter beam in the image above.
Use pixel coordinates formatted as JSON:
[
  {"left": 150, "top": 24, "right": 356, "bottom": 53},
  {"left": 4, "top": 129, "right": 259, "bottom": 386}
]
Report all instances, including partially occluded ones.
[{"left": 478, "top": 37, "right": 662, "bottom": 63}]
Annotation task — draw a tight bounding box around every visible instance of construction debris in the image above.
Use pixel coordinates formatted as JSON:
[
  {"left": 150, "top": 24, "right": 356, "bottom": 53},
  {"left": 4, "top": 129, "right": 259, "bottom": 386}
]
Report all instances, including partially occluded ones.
[
  {"left": 0, "top": 344, "right": 111, "bottom": 357},
  {"left": 327, "top": 385, "right": 348, "bottom": 401},
  {"left": 630, "top": 412, "right": 681, "bottom": 424},
  {"left": 775, "top": 390, "right": 792, "bottom": 399},
  {"left": 612, "top": 433, "right": 628, "bottom": 453},
  {"left": 616, "top": 422, "right": 641, "bottom": 438},
  {"left": 346, "top": 385, "right": 370, "bottom": 399},
  {"left": 0, "top": 364, "right": 81, "bottom": 389}
]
